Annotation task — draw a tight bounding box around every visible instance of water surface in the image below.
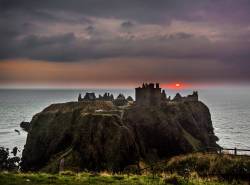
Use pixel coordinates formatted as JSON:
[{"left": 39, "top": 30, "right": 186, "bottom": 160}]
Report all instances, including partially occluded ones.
[{"left": 0, "top": 87, "right": 249, "bottom": 155}]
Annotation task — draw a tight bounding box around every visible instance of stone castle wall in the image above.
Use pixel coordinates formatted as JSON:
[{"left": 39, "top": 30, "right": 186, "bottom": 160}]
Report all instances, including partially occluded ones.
[{"left": 135, "top": 83, "right": 163, "bottom": 106}]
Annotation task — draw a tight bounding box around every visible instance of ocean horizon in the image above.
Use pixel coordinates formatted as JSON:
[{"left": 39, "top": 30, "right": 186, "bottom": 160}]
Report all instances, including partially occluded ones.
[{"left": 1, "top": 86, "right": 250, "bottom": 156}]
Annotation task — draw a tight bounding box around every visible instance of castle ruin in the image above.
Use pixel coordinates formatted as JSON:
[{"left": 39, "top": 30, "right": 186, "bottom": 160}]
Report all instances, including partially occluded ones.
[
  {"left": 78, "top": 92, "right": 130, "bottom": 106},
  {"left": 135, "top": 83, "right": 166, "bottom": 106},
  {"left": 78, "top": 92, "right": 114, "bottom": 102},
  {"left": 78, "top": 83, "right": 198, "bottom": 106},
  {"left": 173, "top": 91, "right": 198, "bottom": 102},
  {"left": 135, "top": 83, "right": 198, "bottom": 106}
]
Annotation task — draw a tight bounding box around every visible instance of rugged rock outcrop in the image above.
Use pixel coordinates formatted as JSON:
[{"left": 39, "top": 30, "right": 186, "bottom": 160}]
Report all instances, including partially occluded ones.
[
  {"left": 21, "top": 100, "right": 219, "bottom": 172},
  {"left": 20, "top": 121, "right": 30, "bottom": 132},
  {"left": 123, "top": 101, "right": 218, "bottom": 160}
]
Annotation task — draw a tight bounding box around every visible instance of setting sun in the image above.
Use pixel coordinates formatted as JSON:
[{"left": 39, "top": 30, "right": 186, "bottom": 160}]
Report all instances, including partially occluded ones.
[{"left": 162, "top": 82, "right": 190, "bottom": 89}]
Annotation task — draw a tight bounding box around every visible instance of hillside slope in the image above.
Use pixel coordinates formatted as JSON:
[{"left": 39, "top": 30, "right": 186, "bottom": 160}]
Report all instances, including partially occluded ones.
[{"left": 21, "top": 100, "right": 218, "bottom": 172}]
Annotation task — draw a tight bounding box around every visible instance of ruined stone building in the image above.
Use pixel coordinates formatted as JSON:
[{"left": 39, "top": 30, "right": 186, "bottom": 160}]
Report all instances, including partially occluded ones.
[
  {"left": 78, "top": 92, "right": 96, "bottom": 101},
  {"left": 135, "top": 83, "right": 198, "bottom": 106},
  {"left": 78, "top": 83, "right": 198, "bottom": 106},
  {"left": 173, "top": 91, "right": 198, "bottom": 102},
  {"left": 113, "top": 94, "right": 128, "bottom": 106},
  {"left": 187, "top": 91, "right": 198, "bottom": 101},
  {"left": 135, "top": 83, "right": 166, "bottom": 106},
  {"left": 78, "top": 92, "right": 115, "bottom": 102},
  {"left": 126, "top": 96, "right": 134, "bottom": 102},
  {"left": 98, "top": 93, "right": 114, "bottom": 101},
  {"left": 84, "top": 93, "right": 96, "bottom": 100}
]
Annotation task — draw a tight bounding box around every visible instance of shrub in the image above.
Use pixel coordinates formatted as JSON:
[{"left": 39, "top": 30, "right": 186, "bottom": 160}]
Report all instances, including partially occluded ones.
[
  {"left": 164, "top": 174, "right": 190, "bottom": 185},
  {"left": 0, "top": 147, "right": 20, "bottom": 171},
  {"left": 164, "top": 153, "right": 250, "bottom": 180}
]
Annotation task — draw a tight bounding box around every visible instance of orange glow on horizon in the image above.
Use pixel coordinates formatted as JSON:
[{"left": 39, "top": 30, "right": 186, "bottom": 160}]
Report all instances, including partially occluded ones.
[
  {"left": 162, "top": 82, "right": 190, "bottom": 89},
  {"left": 175, "top": 83, "right": 180, "bottom": 87}
]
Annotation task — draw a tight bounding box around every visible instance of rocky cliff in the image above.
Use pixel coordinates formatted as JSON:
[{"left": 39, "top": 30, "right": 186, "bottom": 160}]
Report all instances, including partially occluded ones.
[{"left": 21, "top": 100, "right": 218, "bottom": 172}]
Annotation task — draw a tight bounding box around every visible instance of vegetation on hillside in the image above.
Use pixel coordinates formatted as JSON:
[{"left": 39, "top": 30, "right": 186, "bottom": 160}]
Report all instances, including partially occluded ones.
[
  {"left": 0, "top": 171, "right": 248, "bottom": 185},
  {"left": 159, "top": 153, "right": 250, "bottom": 180},
  {"left": 1, "top": 152, "right": 250, "bottom": 184}
]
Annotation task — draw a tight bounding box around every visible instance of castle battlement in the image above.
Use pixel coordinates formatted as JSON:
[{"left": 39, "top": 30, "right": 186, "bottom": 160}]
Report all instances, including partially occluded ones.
[
  {"left": 78, "top": 83, "right": 198, "bottom": 106},
  {"left": 78, "top": 91, "right": 134, "bottom": 106},
  {"left": 135, "top": 83, "right": 166, "bottom": 106},
  {"left": 173, "top": 91, "right": 198, "bottom": 102},
  {"left": 135, "top": 83, "right": 198, "bottom": 106}
]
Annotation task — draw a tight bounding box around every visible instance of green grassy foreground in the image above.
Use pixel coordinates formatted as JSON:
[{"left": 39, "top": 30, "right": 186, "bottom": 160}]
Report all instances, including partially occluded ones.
[
  {"left": 1, "top": 153, "right": 250, "bottom": 185},
  {"left": 0, "top": 172, "right": 246, "bottom": 185}
]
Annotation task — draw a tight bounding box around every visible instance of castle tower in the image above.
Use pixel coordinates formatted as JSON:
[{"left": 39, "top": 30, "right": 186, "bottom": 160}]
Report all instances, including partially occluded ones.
[{"left": 135, "top": 83, "right": 162, "bottom": 106}]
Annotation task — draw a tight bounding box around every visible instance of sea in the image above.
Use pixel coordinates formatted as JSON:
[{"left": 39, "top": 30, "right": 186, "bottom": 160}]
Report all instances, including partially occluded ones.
[{"left": 0, "top": 86, "right": 250, "bottom": 156}]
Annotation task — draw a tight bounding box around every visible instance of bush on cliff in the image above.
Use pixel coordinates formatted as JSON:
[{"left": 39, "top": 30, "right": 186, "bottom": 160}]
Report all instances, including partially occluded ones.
[
  {"left": 0, "top": 147, "right": 20, "bottom": 171},
  {"left": 163, "top": 153, "right": 250, "bottom": 180}
]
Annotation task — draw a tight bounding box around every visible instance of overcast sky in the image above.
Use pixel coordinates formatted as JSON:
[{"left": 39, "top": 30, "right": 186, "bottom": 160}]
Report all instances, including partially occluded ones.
[{"left": 0, "top": 0, "right": 250, "bottom": 88}]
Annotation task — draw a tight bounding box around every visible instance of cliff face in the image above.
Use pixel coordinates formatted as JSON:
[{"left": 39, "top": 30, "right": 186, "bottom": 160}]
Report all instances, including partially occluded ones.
[
  {"left": 21, "top": 100, "right": 218, "bottom": 172},
  {"left": 123, "top": 101, "right": 218, "bottom": 160}
]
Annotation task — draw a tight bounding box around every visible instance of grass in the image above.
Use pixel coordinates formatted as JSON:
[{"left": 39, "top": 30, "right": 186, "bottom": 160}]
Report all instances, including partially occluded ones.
[
  {"left": 0, "top": 172, "right": 159, "bottom": 185},
  {"left": 163, "top": 153, "right": 250, "bottom": 180},
  {"left": 1, "top": 153, "right": 250, "bottom": 185},
  {"left": 0, "top": 171, "right": 248, "bottom": 185}
]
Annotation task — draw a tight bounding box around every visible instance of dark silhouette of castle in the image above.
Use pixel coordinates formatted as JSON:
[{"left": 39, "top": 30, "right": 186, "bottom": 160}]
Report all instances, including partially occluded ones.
[
  {"left": 78, "top": 83, "right": 198, "bottom": 106},
  {"left": 78, "top": 92, "right": 133, "bottom": 106},
  {"left": 135, "top": 83, "right": 166, "bottom": 106},
  {"left": 78, "top": 92, "right": 114, "bottom": 102},
  {"left": 173, "top": 91, "right": 198, "bottom": 102},
  {"left": 135, "top": 83, "right": 198, "bottom": 106}
]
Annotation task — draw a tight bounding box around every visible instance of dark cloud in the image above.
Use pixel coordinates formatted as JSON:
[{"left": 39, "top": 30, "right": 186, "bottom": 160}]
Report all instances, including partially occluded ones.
[
  {"left": 169, "top": 32, "right": 194, "bottom": 39},
  {"left": 1, "top": 30, "right": 249, "bottom": 70},
  {"left": 85, "top": 25, "right": 95, "bottom": 34},
  {"left": 1, "top": 0, "right": 250, "bottom": 24},
  {"left": 121, "top": 21, "right": 134, "bottom": 29},
  {"left": 0, "top": 0, "right": 250, "bottom": 84},
  {"left": 0, "top": 0, "right": 249, "bottom": 62},
  {"left": 0, "top": 32, "right": 203, "bottom": 61}
]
